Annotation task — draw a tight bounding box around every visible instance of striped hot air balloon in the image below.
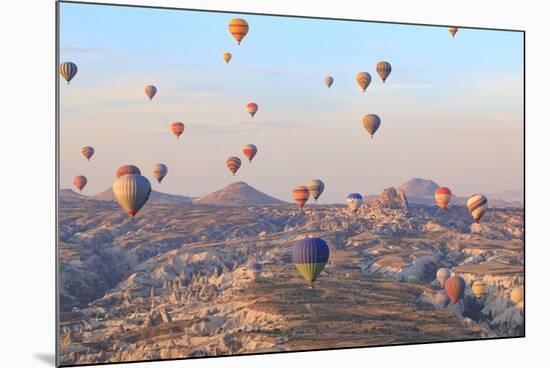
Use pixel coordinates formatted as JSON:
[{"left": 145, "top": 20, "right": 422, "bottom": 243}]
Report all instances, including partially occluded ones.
[
  {"left": 81, "top": 146, "right": 95, "bottom": 161},
  {"left": 449, "top": 27, "right": 458, "bottom": 38},
  {"left": 435, "top": 289, "right": 450, "bottom": 309},
  {"left": 376, "top": 61, "right": 392, "bottom": 83},
  {"left": 112, "top": 174, "right": 151, "bottom": 219},
  {"left": 247, "top": 102, "right": 258, "bottom": 117},
  {"left": 60, "top": 62, "right": 78, "bottom": 84},
  {"left": 293, "top": 237, "right": 330, "bottom": 288},
  {"left": 152, "top": 163, "right": 168, "bottom": 183},
  {"left": 223, "top": 52, "right": 232, "bottom": 64},
  {"left": 228, "top": 18, "right": 249, "bottom": 45},
  {"left": 346, "top": 193, "right": 363, "bottom": 212},
  {"left": 471, "top": 280, "right": 487, "bottom": 299},
  {"left": 324, "top": 76, "right": 334, "bottom": 88},
  {"left": 467, "top": 194, "right": 488, "bottom": 223},
  {"left": 306, "top": 179, "right": 325, "bottom": 201},
  {"left": 116, "top": 165, "right": 141, "bottom": 178},
  {"left": 444, "top": 276, "right": 466, "bottom": 304},
  {"left": 226, "top": 156, "right": 241, "bottom": 176},
  {"left": 73, "top": 175, "right": 87, "bottom": 193},
  {"left": 355, "top": 72, "right": 371, "bottom": 92},
  {"left": 362, "top": 114, "right": 381, "bottom": 138},
  {"left": 436, "top": 267, "right": 451, "bottom": 287},
  {"left": 170, "top": 122, "right": 185, "bottom": 138},
  {"left": 242, "top": 144, "right": 258, "bottom": 162},
  {"left": 144, "top": 85, "right": 157, "bottom": 100},
  {"left": 292, "top": 185, "right": 310, "bottom": 210},
  {"left": 434, "top": 186, "right": 452, "bottom": 210}
]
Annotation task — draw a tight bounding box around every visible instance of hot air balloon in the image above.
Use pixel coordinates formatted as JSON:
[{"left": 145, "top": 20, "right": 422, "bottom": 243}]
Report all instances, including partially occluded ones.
[
  {"left": 81, "top": 146, "right": 95, "bottom": 161},
  {"left": 170, "top": 122, "right": 185, "bottom": 138},
  {"left": 324, "top": 76, "right": 334, "bottom": 88},
  {"left": 242, "top": 144, "right": 258, "bottom": 162},
  {"left": 293, "top": 185, "right": 310, "bottom": 210},
  {"left": 362, "top": 114, "right": 381, "bottom": 138},
  {"left": 306, "top": 179, "right": 325, "bottom": 201},
  {"left": 73, "top": 175, "right": 87, "bottom": 193},
  {"left": 293, "top": 237, "right": 330, "bottom": 288},
  {"left": 247, "top": 102, "right": 258, "bottom": 117},
  {"left": 436, "top": 267, "right": 451, "bottom": 287},
  {"left": 226, "top": 156, "right": 241, "bottom": 176},
  {"left": 444, "top": 276, "right": 466, "bottom": 304},
  {"left": 435, "top": 187, "right": 452, "bottom": 210},
  {"left": 152, "top": 163, "right": 168, "bottom": 183},
  {"left": 435, "top": 289, "right": 450, "bottom": 309},
  {"left": 376, "top": 61, "right": 392, "bottom": 83},
  {"left": 112, "top": 174, "right": 151, "bottom": 219},
  {"left": 60, "top": 62, "right": 78, "bottom": 84},
  {"left": 449, "top": 27, "right": 458, "bottom": 38},
  {"left": 510, "top": 287, "right": 523, "bottom": 305},
  {"left": 346, "top": 193, "right": 363, "bottom": 212},
  {"left": 467, "top": 194, "right": 488, "bottom": 223},
  {"left": 228, "top": 18, "right": 249, "bottom": 45},
  {"left": 145, "top": 85, "right": 157, "bottom": 100},
  {"left": 471, "top": 280, "right": 487, "bottom": 299},
  {"left": 223, "top": 52, "right": 232, "bottom": 64},
  {"left": 356, "top": 72, "right": 371, "bottom": 92},
  {"left": 116, "top": 165, "right": 141, "bottom": 178}
]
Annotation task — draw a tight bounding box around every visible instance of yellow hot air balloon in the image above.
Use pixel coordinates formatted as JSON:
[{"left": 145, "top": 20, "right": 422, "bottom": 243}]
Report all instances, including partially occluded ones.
[
  {"left": 471, "top": 280, "right": 487, "bottom": 298},
  {"left": 356, "top": 72, "right": 371, "bottom": 92},
  {"left": 112, "top": 174, "right": 151, "bottom": 219},
  {"left": 510, "top": 287, "right": 523, "bottom": 305},
  {"left": 467, "top": 194, "right": 489, "bottom": 223},
  {"left": 223, "top": 52, "right": 232, "bottom": 64},
  {"left": 228, "top": 18, "right": 249, "bottom": 45}
]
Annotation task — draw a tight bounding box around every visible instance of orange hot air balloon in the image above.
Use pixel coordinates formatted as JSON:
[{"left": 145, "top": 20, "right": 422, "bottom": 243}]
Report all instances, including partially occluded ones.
[
  {"left": 73, "top": 175, "right": 87, "bottom": 193},
  {"left": 242, "top": 144, "right": 258, "bottom": 162},
  {"left": 145, "top": 85, "right": 157, "bottom": 100},
  {"left": 223, "top": 52, "right": 232, "bottom": 63},
  {"left": 228, "top": 18, "right": 249, "bottom": 45},
  {"left": 226, "top": 156, "right": 242, "bottom": 175},
  {"left": 449, "top": 27, "right": 458, "bottom": 38},
  {"left": 81, "top": 146, "right": 95, "bottom": 161},
  {"left": 116, "top": 165, "right": 141, "bottom": 178},
  {"left": 293, "top": 185, "right": 310, "bottom": 210},
  {"left": 444, "top": 276, "right": 466, "bottom": 304},
  {"left": 170, "top": 122, "right": 185, "bottom": 138},
  {"left": 434, "top": 186, "right": 452, "bottom": 210},
  {"left": 247, "top": 102, "right": 258, "bottom": 117},
  {"left": 356, "top": 72, "right": 371, "bottom": 92}
]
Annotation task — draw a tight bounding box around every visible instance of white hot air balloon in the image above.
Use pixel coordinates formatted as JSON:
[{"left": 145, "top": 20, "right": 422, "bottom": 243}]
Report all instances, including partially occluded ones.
[
  {"left": 152, "top": 163, "right": 168, "bottom": 183},
  {"left": 112, "top": 174, "right": 152, "bottom": 219}
]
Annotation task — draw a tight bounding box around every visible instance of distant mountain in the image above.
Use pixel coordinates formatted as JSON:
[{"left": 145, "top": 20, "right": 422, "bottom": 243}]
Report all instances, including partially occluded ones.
[
  {"left": 193, "top": 181, "right": 287, "bottom": 206},
  {"left": 92, "top": 188, "right": 192, "bottom": 205},
  {"left": 60, "top": 188, "right": 87, "bottom": 200},
  {"left": 398, "top": 178, "right": 439, "bottom": 198}
]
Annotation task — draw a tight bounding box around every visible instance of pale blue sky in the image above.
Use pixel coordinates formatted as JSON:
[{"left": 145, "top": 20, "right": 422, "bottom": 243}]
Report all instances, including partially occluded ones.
[{"left": 59, "top": 2, "right": 524, "bottom": 203}]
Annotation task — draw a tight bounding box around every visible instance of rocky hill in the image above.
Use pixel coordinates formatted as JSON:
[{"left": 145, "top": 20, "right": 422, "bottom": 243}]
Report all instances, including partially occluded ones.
[
  {"left": 399, "top": 178, "right": 439, "bottom": 198},
  {"left": 193, "top": 182, "right": 287, "bottom": 206}
]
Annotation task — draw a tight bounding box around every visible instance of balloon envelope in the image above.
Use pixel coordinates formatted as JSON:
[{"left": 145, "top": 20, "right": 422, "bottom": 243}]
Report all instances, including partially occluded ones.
[
  {"left": 293, "top": 237, "right": 330, "bottom": 288},
  {"left": 444, "top": 276, "right": 466, "bottom": 304},
  {"left": 510, "top": 287, "right": 523, "bottom": 305},
  {"left": 60, "top": 62, "right": 78, "bottom": 84},
  {"left": 73, "top": 175, "right": 87, "bottom": 192},
  {"left": 112, "top": 174, "right": 151, "bottom": 218},
  {"left": 116, "top": 165, "right": 141, "bottom": 178},
  {"left": 467, "top": 194, "right": 488, "bottom": 223},
  {"left": 81, "top": 146, "right": 94, "bottom": 161},
  {"left": 324, "top": 76, "right": 334, "bottom": 88},
  {"left": 346, "top": 193, "right": 363, "bottom": 212},
  {"left": 242, "top": 144, "right": 258, "bottom": 162},
  {"left": 449, "top": 27, "right": 458, "bottom": 37},
  {"left": 436, "top": 267, "right": 451, "bottom": 287},
  {"left": 472, "top": 280, "right": 487, "bottom": 298},
  {"left": 152, "top": 163, "right": 168, "bottom": 183},
  {"left": 435, "top": 187, "right": 452, "bottom": 210},
  {"left": 226, "top": 156, "right": 241, "bottom": 176},
  {"left": 170, "top": 122, "right": 185, "bottom": 138},
  {"left": 145, "top": 85, "right": 157, "bottom": 100},
  {"left": 228, "top": 18, "right": 249, "bottom": 44},
  {"left": 306, "top": 179, "right": 325, "bottom": 201},
  {"left": 247, "top": 102, "right": 258, "bottom": 117},
  {"left": 292, "top": 185, "right": 310, "bottom": 210},
  {"left": 223, "top": 52, "right": 232, "bottom": 63},
  {"left": 355, "top": 72, "right": 371, "bottom": 92},
  {"left": 362, "top": 114, "right": 381, "bottom": 138},
  {"left": 376, "top": 61, "right": 392, "bottom": 82}
]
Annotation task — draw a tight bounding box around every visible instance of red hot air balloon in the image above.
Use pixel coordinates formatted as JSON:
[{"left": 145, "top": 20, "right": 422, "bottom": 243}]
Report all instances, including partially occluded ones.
[
  {"left": 293, "top": 185, "right": 310, "bottom": 210},
  {"left": 247, "top": 102, "right": 258, "bottom": 117},
  {"left": 434, "top": 187, "right": 452, "bottom": 210},
  {"left": 170, "top": 122, "right": 185, "bottom": 138},
  {"left": 242, "top": 144, "right": 258, "bottom": 162},
  {"left": 444, "top": 276, "right": 466, "bottom": 304},
  {"left": 226, "top": 156, "right": 241, "bottom": 175},
  {"left": 116, "top": 165, "right": 141, "bottom": 178},
  {"left": 73, "top": 175, "right": 87, "bottom": 193}
]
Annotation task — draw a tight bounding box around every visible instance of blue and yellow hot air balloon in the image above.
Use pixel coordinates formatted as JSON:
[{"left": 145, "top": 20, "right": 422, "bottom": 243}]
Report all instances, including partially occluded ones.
[
  {"left": 347, "top": 193, "right": 363, "bottom": 212},
  {"left": 60, "top": 62, "right": 78, "bottom": 84},
  {"left": 293, "top": 237, "right": 330, "bottom": 288}
]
